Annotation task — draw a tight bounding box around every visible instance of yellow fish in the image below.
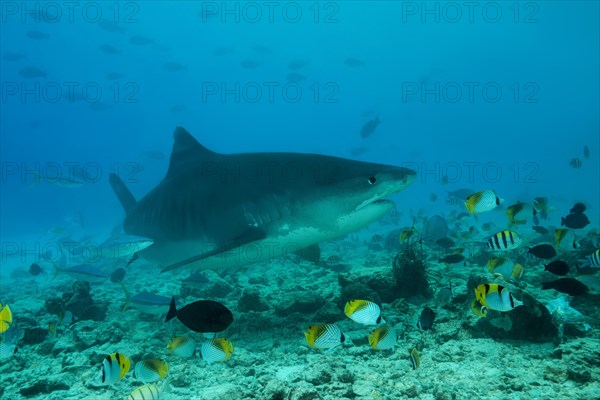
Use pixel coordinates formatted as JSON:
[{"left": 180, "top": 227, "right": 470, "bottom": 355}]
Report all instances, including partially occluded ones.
[
  {"left": 470, "top": 299, "right": 488, "bottom": 318},
  {"left": 100, "top": 352, "right": 130, "bottom": 385},
  {"left": 134, "top": 359, "right": 168, "bottom": 383},
  {"left": 200, "top": 338, "right": 234, "bottom": 364},
  {"left": 344, "top": 299, "right": 383, "bottom": 325},
  {"left": 475, "top": 284, "right": 522, "bottom": 312},
  {"left": 0, "top": 304, "right": 13, "bottom": 333},
  {"left": 304, "top": 324, "right": 345, "bottom": 350},
  {"left": 464, "top": 190, "right": 502, "bottom": 214},
  {"left": 409, "top": 348, "right": 420, "bottom": 370},
  {"left": 167, "top": 336, "right": 195, "bottom": 357},
  {"left": 368, "top": 326, "right": 397, "bottom": 351}
]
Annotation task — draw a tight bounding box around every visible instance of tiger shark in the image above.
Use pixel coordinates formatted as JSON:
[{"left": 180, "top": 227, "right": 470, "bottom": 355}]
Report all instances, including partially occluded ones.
[{"left": 109, "top": 127, "right": 416, "bottom": 272}]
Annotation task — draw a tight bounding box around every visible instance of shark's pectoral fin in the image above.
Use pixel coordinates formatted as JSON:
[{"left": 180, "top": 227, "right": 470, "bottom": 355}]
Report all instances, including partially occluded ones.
[
  {"left": 160, "top": 227, "right": 266, "bottom": 272},
  {"left": 109, "top": 173, "right": 137, "bottom": 213},
  {"left": 293, "top": 243, "right": 321, "bottom": 263}
]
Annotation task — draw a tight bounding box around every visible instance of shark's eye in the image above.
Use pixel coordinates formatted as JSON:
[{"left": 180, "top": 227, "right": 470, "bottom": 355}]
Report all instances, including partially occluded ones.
[{"left": 368, "top": 176, "right": 377, "bottom": 185}]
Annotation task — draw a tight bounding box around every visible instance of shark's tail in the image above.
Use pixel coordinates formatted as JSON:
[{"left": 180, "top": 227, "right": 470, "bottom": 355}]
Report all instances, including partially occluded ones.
[{"left": 109, "top": 173, "right": 137, "bottom": 214}]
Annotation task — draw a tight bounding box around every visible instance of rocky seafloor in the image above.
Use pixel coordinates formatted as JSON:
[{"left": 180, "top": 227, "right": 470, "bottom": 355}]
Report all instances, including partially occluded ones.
[{"left": 1, "top": 237, "right": 599, "bottom": 400}]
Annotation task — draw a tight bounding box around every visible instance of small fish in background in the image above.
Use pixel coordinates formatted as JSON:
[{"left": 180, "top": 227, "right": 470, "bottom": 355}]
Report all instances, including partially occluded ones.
[
  {"left": 99, "top": 353, "right": 131, "bottom": 385},
  {"left": 19, "top": 66, "right": 47, "bottom": 78},
  {"left": 581, "top": 249, "right": 600, "bottom": 268},
  {"left": 470, "top": 299, "right": 488, "bottom": 318},
  {"left": 128, "top": 384, "right": 161, "bottom": 400},
  {"left": 29, "top": 262, "right": 43, "bottom": 276},
  {"left": 435, "top": 237, "right": 455, "bottom": 249},
  {"left": 371, "top": 234, "right": 383, "bottom": 243},
  {"left": 532, "top": 225, "right": 550, "bottom": 235},
  {"left": 129, "top": 35, "right": 154, "bottom": 46},
  {"left": 446, "top": 196, "right": 462, "bottom": 206},
  {"left": 97, "top": 19, "right": 126, "bottom": 33},
  {"left": 506, "top": 202, "right": 537, "bottom": 225},
  {"left": 429, "top": 193, "right": 438, "bottom": 202},
  {"left": 163, "top": 62, "right": 187, "bottom": 72},
  {"left": 288, "top": 59, "right": 309, "bottom": 70},
  {"left": 2, "top": 51, "right": 27, "bottom": 61},
  {"left": 360, "top": 115, "right": 381, "bottom": 138},
  {"left": 533, "top": 197, "right": 550, "bottom": 220},
  {"left": 304, "top": 324, "right": 345, "bottom": 350},
  {"left": 434, "top": 284, "right": 453, "bottom": 308},
  {"left": 475, "top": 284, "right": 523, "bottom": 312},
  {"left": 286, "top": 72, "right": 306, "bottom": 83},
  {"left": 47, "top": 322, "right": 57, "bottom": 338},
  {"left": 440, "top": 175, "right": 449, "bottom": 185},
  {"left": 106, "top": 72, "right": 126, "bottom": 80},
  {"left": 554, "top": 229, "right": 580, "bottom": 251},
  {"left": 482, "top": 222, "right": 495, "bottom": 232},
  {"left": 344, "top": 300, "right": 383, "bottom": 325},
  {"left": 464, "top": 190, "right": 502, "bottom": 214},
  {"left": 110, "top": 268, "right": 126, "bottom": 283},
  {"left": 439, "top": 254, "right": 465, "bottom": 265},
  {"left": 399, "top": 227, "right": 419, "bottom": 243},
  {"left": 252, "top": 45, "right": 272, "bottom": 54},
  {"left": 486, "top": 231, "right": 522, "bottom": 251},
  {"left": 344, "top": 57, "right": 365, "bottom": 67},
  {"left": 569, "top": 157, "right": 582, "bottom": 168},
  {"left": 240, "top": 59, "right": 261, "bottom": 69},
  {"left": 544, "top": 260, "right": 570, "bottom": 276},
  {"left": 212, "top": 47, "right": 233, "bottom": 56},
  {"left": 123, "top": 292, "right": 171, "bottom": 315},
  {"left": 134, "top": 359, "right": 169, "bottom": 383},
  {"left": 487, "top": 257, "right": 524, "bottom": 281},
  {"left": 170, "top": 104, "right": 186, "bottom": 113},
  {"left": 52, "top": 263, "right": 109, "bottom": 283},
  {"left": 26, "top": 30, "right": 50, "bottom": 39},
  {"left": 542, "top": 278, "right": 589, "bottom": 296},
  {"left": 200, "top": 338, "right": 234, "bottom": 364},
  {"left": 409, "top": 348, "right": 420, "bottom": 370},
  {"left": 368, "top": 326, "right": 397, "bottom": 351},
  {"left": 99, "top": 44, "right": 121, "bottom": 55},
  {"left": 583, "top": 145, "right": 590, "bottom": 159},
  {"left": 0, "top": 303, "right": 13, "bottom": 333},
  {"left": 0, "top": 342, "right": 17, "bottom": 361},
  {"left": 527, "top": 244, "right": 557, "bottom": 260},
  {"left": 165, "top": 298, "right": 234, "bottom": 333},
  {"left": 561, "top": 202, "right": 590, "bottom": 229},
  {"left": 167, "top": 336, "right": 195, "bottom": 358},
  {"left": 417, "top": 307, "right": 435, "bottom": 330}
]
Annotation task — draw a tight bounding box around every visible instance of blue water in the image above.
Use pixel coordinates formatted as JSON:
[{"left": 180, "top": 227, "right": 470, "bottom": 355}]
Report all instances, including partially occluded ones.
[{"left": 1, "top": 2, "right": 598, "bottom": 247}]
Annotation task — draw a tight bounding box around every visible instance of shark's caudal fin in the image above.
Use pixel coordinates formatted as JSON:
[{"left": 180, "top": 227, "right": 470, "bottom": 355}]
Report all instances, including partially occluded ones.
[{"left": 109, "top": 173, "right": 137, "bottom": 214}]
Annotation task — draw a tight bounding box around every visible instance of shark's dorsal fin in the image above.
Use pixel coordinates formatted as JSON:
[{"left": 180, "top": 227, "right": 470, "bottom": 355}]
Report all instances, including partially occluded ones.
[{"left": 166, "top": 127, "right": 217, "bottom": 178}]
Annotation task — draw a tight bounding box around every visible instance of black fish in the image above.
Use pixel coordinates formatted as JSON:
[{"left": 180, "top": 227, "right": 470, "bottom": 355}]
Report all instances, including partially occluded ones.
[
  {"left": 541, "top": 278, "right": 589, "bottom": 296},
  {"left": 544, "top": 260, "right": 569, "bottom": 276},
  {"left": 435, "top": 237, "right": 455, "bottom": 248},
  {"left": 527, "top": 244, "right": 556, "bottom": 259},
  {"left": 417, "top": 307, "right": 435, "bottom": 330},
  {"left": 29, "top": 263, "right": 43, "bottom": 276},
  {"left": 110, "top": 267, "right": 126, "bottom": 283},
  {"left": 439, "top": 254, "right": 465, "bottom": 264},
  {"left": 570, "top": 202, "right": 586, "bottom": 214},
  {"left": 360, "top": 116, "right": 381, "bottom": 138},
  {"left": 561, "top": 213, "right": 590, "bottom": 229},
  {"left": 165, "top": 298, "right": 233, "bottom": 333},
  {"left": 532, "top": 226, "right": 549, "bottom": 235}
]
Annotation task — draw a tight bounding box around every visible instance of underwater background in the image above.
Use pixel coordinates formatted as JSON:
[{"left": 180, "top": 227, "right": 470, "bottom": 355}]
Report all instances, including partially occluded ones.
[{"left": 1, "top": 1, "right": 599, "bottom": 399}]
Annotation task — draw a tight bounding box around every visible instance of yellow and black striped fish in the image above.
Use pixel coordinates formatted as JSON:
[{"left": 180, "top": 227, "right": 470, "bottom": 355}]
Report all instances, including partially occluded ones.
[
  {"left": 486, "top": 231, "right": 522, "bottom": 251},
  {"left": 100, "top": 352, "right": 130, "bottom": 385},
  {"left": 0, "top": 303, "right": 13, "bottom": 334},
  {"left": 465, "top": 190, "right": 502, "bottom": 214},
  {"left": 134, "top": 359, "right": 168, "bottom": 383},
  {"left": 368, "top": 326, "right": 397, "bottom": 351},
  {"left": 128, "top": 384, "right": 160, "bottom": 400},
  {"left": 200, "top": 338, "right": 234, "bottom": 364},
  {"left": 344, "top": 300, "right": 383, "bottom": 325},
  {"left": 304, "top": 324, "right": 345, "bottom": 350},
  {"left": 409, "top": 348, "right": 420, "bottom": 370}
]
